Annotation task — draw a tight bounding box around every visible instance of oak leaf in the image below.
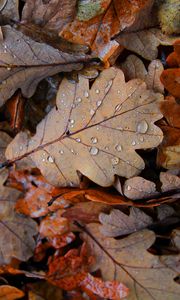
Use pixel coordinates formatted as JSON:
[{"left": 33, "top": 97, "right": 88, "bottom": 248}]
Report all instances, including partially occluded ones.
[
  {"left": 0, "top": 285, "right": 24, "bottom": 300},
  {"left": 116, "top": 28, "right": 177, "bottom": 60},
  {"left": 6, "top": 67, "right": 163, "bottom": 187},
  {"left": 160, "top": 69, "right": 180, "bottom": 98},
  {"left": 0, "top": 0, "right": 19, "bottom": 24},
  {"left": 157, "top": 96, "right": 180, "bottom": 169},
  {"left": 0, "top": 25, "right": 89, "bottom": 107},
  {"left": 120, "top": 55, "right": 164, "bottom": 93},
  {"left": 99, "top": 207, "right": 153, "bottom": 237},
  {"left": 82, "top": 224, "right": 180, "bottom": 300}
]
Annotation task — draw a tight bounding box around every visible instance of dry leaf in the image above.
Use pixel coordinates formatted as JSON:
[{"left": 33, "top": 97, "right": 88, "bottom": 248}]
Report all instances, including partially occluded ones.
[
  {"left": 0, "top": 25, "right": 90, "bottom": 107},
  {"left": 27, "top": 281, "right": 63, "bottom": 300},
  {"left": 6, "top": 67, "right": 163, "bottom": 187},
  {"left": 160, "top": 68, "right": 180, "bottom": 98},
  {"left": 157, "top": 96, "right": 180, "bottom": 169},
  {"left": 22, "top": 0, "right": 77, "bottom": 32},
  {"left": 99, "top": 207, "right": 153, "bottom": 237},
  {"left": 117, "top": 28, "right": 177, "bottom": 60},
  {"left": 160, "top": 172, "right": 180, "bottom": 192},
  {"left": 121, "top": 55, "right": 164, "bottom": 93},
  {"left": 166, "top": 40, "right": 180, "bottom": 67},
  {"left": 123, "top": 176, "right": 158, "bottom": 200},
  {"left": 0, "top": 285, "right": 24, "bottom": 300},
  {"left": 0, "top": 0, "right": 19, "bottom": 24},
  {"left": 82, "top": 224, "right": 180, "bottom": 299}
]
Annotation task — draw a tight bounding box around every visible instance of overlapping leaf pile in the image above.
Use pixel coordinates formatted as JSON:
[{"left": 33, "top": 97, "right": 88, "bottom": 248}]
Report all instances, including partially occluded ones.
[{"left": 0, "top": 1, "right": 179, "bottom": 300}]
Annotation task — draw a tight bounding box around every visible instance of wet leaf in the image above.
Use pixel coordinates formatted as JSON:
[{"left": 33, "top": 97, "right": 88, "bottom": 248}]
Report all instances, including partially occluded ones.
[
  {"left": 81, "top": 273, "right": 128, "bottom": 300},
  {"left": 60, "top": 0, "right": 154, "bottom": 62},
  {"left": 0, "top": 25, "right": 90, "bottom": 107},
  {"left": 82, "top": 224, "right": 180, "bottom": 300},
  {"left": 117, "top": 28, "right": 177, "bottom": 60},
  {"left": 99, "top": 207, "right": 153, "bottom": 237},
  {"left": 6, "top": 67, "right": 163, "bottom": 187},
  {"left": 0, "top": 285, "right": 24, "bottom": 300}
]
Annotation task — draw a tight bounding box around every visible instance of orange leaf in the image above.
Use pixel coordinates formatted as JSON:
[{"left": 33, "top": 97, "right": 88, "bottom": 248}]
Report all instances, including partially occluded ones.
[
  {"left": 0, "top": 285, "right": 24, "bottom": 300},
  {"left": 160, "top": 68, "right": 180, "bottom": 98},
  {"left": 166, "top": 39, "right": 180, "bottom": 67},
  {"left": 81, "top": 273, "right": 128, "bottom": 300}
]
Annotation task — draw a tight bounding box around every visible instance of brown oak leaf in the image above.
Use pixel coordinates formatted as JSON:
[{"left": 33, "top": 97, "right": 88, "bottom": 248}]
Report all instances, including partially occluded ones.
[
  {"left": 82, "top": 224, "right": 180, "bottom": 300},
  {"left": 99, "top": 207, "right": 153, "bottom": 237},
  {"left": 0, "top": 25, "right": 90, "bottom": 107},
  {"left": 5, "top": 67, "right": 163, "bottom": 187}
]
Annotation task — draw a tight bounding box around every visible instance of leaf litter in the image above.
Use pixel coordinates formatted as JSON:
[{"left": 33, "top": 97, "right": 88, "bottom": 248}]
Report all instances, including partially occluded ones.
[{"left": 0, "top": 1, "right": 179, "bottom": 299}]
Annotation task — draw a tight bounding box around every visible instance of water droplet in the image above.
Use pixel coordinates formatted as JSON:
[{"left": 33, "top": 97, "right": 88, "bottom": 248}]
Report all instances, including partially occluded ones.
[
  {"left": 117, "top": 126, "right": 123, "bottom": 131},
  {"left": 70, "top": 119, "right": 75, "bottom": 124},
  {"left": 95, "top": 89, "right": 100, "bottom": 94},
  {"left": 42, "top": 152, "right": 46, "bottom": 156},
  {"left": 111, "top": 157, "right": 119, "bottom": 165},
  {"left": 76, "top": 138, "right": 81, "bottom": 143},
  {"left": 117, "top": 90, "right": 121, "bottom": 94},
  {"left": 115, "top": 104, "right": 122, "bottom": 112},
  {"left": 90, "top": 109, "right": 95, "bottom": 115},
  {"left": 115, "top": 144, "right": 122, "bottom": 152},
  {"left": 127, "top": 185, "right": 132, "bottom": 191},
  {"left": 136, "top": 120, "right": 148, "bottom": 134},
  {"left": 4, "top": 45, "right": 7, "bottom": 49},
  {"left": 96, "top": 100, "right": 102, "bottom": 107},
  {"left": 89, "top": 147, "right": 99, "bottom": 155},
  {"left": 7, "top": 67, "right": 11, "bottom": 71},
  {"left": 96, "top": 126, "right": 100, "bottom": 131},
  {"left": 84, "top": 91, "right": 89, "bottom": 98},
  {"left": 47, "top": 156, "right": 54, "bottom": 163},
  {"left": 71, "top": 149, "right": 75, "bottom": 153},
  {"left": 42, "top": 158, "right": 46, "bottom": 162},
  {"left": 91, "top": 137, "right": 98, "bottom": 144},
  {"left": 75, "top": 97, "right": 82, "bottom": 103},
  {"left": 139, "top": 136, "right": 144, "bottom": 142},
  {"left": 105, "top": 80, "right": 113, "bottom": 93},
  {"left": 59, "top": 150, "right": 64, "bottom": 154},
  {"left": 19, "top": 145, "right": 23, "bottom": 151},
  {"left": 131, "top": 141, "right": 136, "bottom": 146},
  {"left": 62, "top": 93, "right": 65, "bottom": 97}
]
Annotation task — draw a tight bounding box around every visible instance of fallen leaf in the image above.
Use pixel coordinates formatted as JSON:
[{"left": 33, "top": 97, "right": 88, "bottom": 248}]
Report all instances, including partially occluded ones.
[
  {"left": 117, "top": 28, "right": 177, "bottom": 60},
  {"left": 160, "top": 172, "right": 180, "bottom": 192},
  {"left": 27, "top": 281, "right": 63, "bottom": 300},
  {"left": 22, "top": 0, "right": 77, "bottom": 32},
  {"left": 158, "top": 0, "right": 180, "bottom": 35},
  {"left": 81, "top": 273, "right": 128, "bottom": 300},
  {"left": 166, "top": 40, "right": 180, "bottom": 67},
  {"left": 0, "top": 0, "right": 19, "bottom": 24},
  {"left": 99, "top": 207, "right": 153, "bottom": 237},
  {"left": 6, "top": 67, "right": 163, "bottom": 187},
  {"left": 0, "top": 285, "right": 24, "bottom": 300},
  {"left": 0, "top": 25, "right": 90, "bottom": 107},
  {"left": 82, "top": 224, "right": 180, "bottom": 299},
  {"left": 160, "top": 68, "right": 180, "bottom": 98},
  {"left": 121, "top": 55, "right": 164, "bottom": 93},
  {"left": 60, "top": 0, "right": 154, "bottom": 62},
  {"left": 123, "top": 176, "right": 158, "bottom": 200},
  {"left": 5, "top": 91, "right": 25, "bottom": 132},
  {"left": 157, "top": 96, "right": 180, "bottom": 169}
]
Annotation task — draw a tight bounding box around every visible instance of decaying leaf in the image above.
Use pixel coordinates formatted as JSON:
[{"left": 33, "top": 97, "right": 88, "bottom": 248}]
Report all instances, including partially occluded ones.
[
  {"left": 0, "top": 168, "right": 38, "bottom": 264},
  {"left": 121, "top": 55, "right": 164, "bottom": 93},
  {"left": 0, "top": 0, "right": 19, "bottom": 24},
  {"left": 0, "top": 285, "right": 24, "bottom": 300},
  {"left": 6, "top": 67, "right": 163, "bottom": 187},
  {"left": 0, "top": 25, "right": 90, "bottom": 107},
  {"left": 82, "top": 224, "right": 180, "bottom": 300},
  {"left": 157, "top": 96, "right": 180, "bottom": 169},
  {"left": 160, "top": 171, "right": 180, "bottom": 192},
  {"left": 60, "top": 0, "right": 154, "bottom": 61},
  {"left": 22, "top": 0, "right": 77, "bottom": 32},
  {"left": 99, "top": 207, "right": 153, "bottom": 237},
  {"left": 158, "top": 0, "right": 180, "bottom": 35},
  {"left": 117, "top": 28, "right": 177, "bottom": 60}
]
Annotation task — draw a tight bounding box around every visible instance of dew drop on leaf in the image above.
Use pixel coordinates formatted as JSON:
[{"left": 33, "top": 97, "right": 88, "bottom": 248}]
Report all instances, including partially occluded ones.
[
  {"left": 111, "top": 157, "right": 119, "bottom": 165},
  {"left": 95, "top": 89, "right": 100, "bottom": 94},
  {"left": 84, "top": 91, "right": 89, "bottom": 98},
  {"left": 89, "top": 147, "right": 99, "bottom": 155},
  {"left": 90, "top": 109, "right": 95, "bottom": 115},
  {"left": 131, "top": 141, "right": 136, "bottom": 146},
  {"left": 47, "top": 156, "right": 54, "bottom": 163},
  {"left": 115, "top": 104, "right": 122, "bottom": 112},
  {"left": 115, "top": 144, "right": 122, "bottom": 152},
  {"left": 76, "top": 138, "right": 81, "bottom": 142},
  {"left": 96, "top": 100, "right": 102, "bottom": 107},
  {"left": 136, "top": 120, "right": 148, "bottom": 134},
  {"left": 91, "top": 137, "right": 98, "bottom": 144}
]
